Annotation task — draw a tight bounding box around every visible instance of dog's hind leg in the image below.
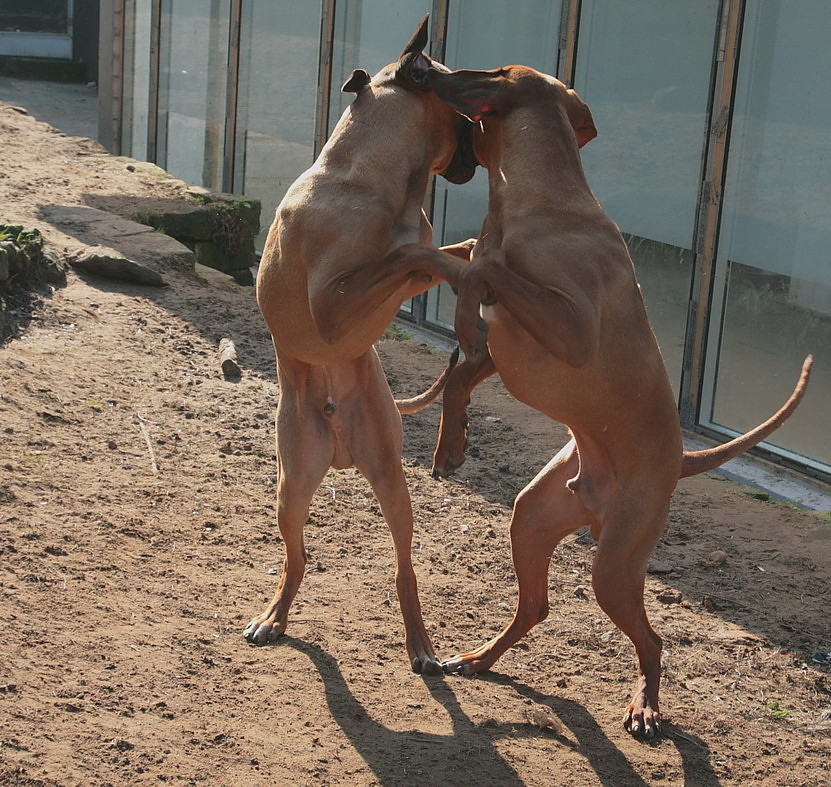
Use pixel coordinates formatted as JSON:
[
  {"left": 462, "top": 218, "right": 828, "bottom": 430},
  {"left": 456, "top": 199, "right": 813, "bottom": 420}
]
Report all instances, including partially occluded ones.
[
  {"left": 362, "top": 455, "right": 441, "bottom": 676},
  {"left": 591, "top": 497, "right": 670, "bottom": 738},
  {"left": 348, "top": 351, "right": 442, "bottom": 676},
  {"left": 244, "top": 372, "right": 335, "bottom": 646},
  {"left": 443, "top": 440, "right": 593, "bottom": 674}
]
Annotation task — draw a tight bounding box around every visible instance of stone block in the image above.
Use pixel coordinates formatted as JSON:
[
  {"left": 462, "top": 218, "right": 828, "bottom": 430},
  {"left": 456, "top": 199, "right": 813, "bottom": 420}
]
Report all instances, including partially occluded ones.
[
  {"left": 137, "top": 190, "right": 262, "bottom": 283},
  {"left": 39, "top": 206, "right": 195, "bottom": 273},
  {"left": 139, "top": 206, "right": 216, "bottom": 241},
  {"left": 194, "top": 241, "right": 222, "bottom": 270},
  {"left": 69, "top": 245, "right": 165, "bottom": 286}
]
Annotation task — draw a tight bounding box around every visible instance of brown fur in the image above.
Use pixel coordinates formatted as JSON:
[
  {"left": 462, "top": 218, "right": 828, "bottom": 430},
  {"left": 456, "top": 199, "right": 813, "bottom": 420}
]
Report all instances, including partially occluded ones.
[
  {"left": 391, "top": 64, "right": 811, "bottom": 734},
  {"left": 244, "top": 18, "right": 474, "bottom": 675}
]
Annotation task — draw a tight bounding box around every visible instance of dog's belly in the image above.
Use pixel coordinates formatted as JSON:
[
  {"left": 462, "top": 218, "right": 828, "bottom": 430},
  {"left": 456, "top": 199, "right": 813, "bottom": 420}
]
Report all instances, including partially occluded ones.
[
  {"left": 483, "top": 303, "right": 681, "bottom": 457},
  {"left": 482, "top": 303, "right": 579, "bottom": 415},
  {"left": 258, "top": 262, "right": 412, "bottom": 366}
]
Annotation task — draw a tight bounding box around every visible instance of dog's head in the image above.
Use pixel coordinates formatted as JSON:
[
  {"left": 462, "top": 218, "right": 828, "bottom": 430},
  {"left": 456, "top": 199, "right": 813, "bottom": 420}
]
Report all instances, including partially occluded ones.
[
  {"left": 426, "top": 65, "right": 598, "bottom": 150},
  {"left": 341, "top": 16, "right": 478, "bottom": 185}
]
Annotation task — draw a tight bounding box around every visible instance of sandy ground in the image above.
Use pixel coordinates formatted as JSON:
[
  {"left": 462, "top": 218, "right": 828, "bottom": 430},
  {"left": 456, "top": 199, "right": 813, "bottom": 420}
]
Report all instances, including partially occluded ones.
[{"left": 0, "top": 87, "right": 830, "bottom": 786}]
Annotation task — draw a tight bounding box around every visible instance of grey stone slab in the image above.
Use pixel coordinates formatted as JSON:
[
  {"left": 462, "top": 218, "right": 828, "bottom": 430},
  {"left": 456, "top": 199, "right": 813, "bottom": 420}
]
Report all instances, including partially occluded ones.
[{"left": 39, "top": 205, "right": 195, "bottom": 273}]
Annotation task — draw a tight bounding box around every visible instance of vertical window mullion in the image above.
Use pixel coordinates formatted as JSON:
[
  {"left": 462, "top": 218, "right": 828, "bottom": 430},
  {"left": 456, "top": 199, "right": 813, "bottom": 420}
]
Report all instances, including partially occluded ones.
[
  {"left": 315, "top": 0, "right": 337, "bottom": 157},
  {"left": 146, "top": 0, "right": 162, "bottom": 164},
  {"left": 558, "top": 0, "right": 581, "bottom": 83},
  {"left": 680, "top": 0, "right": 746, "bottom": 427},
  {"left": 222, "top": 0, "right": 242, "bottom": 193}
]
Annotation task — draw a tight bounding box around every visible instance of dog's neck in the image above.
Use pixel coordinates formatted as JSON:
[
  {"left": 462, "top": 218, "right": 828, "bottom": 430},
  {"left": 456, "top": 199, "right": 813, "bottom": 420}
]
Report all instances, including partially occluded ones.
[
  {"left": 327, "top": 86, "right": 464, "bottom": 209},
  {"left": 478, "top": 108, "right": 592, "bottom": 205}
]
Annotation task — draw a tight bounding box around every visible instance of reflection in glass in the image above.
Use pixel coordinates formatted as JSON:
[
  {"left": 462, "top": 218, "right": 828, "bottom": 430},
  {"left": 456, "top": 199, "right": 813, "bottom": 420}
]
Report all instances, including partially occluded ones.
[
  {"left": 233, "top": 1, "right": 323, "bottom": 247},
  {"left": 573, "top": 0, "right": 719, "bottom": 394},
  {"left": 704, "top": 0, "right": 830, "bottom": 469},
  {"left": 328, "top": 1, "right": 432, "bottom": 137},
  {"left": 122, "top": 0, "right": 153, "bottom": 161},
  {"left": 157, "top": 0, "right": 230, "bottom": 190}
]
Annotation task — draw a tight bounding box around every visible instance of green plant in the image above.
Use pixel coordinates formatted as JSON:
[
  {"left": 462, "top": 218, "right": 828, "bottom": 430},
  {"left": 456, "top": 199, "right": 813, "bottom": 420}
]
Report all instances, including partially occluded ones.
[
  {"left": 766, "top": 700, "right": 789, "bottom": 720},
  {"left": 382, "top": 323, "right": 413, "bottom": 342}
]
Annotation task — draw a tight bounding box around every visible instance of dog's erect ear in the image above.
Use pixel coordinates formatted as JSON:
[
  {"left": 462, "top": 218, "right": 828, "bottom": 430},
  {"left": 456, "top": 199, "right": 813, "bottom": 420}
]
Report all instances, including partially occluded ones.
[
  {"left": 342, "top": 68, "right": 371, "bottom": 94},
  {"left": 396, "top": 14, "right": 431, "bottom": 87},
  {"left": 565, "top": 88, "right": 597, "bottom": 148},
  {"left": 427, "top": 68, "right": 508, "bottom": 122}
]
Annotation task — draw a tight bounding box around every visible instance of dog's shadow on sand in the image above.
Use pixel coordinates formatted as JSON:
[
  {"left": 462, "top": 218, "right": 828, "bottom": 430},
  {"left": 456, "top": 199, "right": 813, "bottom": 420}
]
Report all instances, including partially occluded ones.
[{"left": 282, "top": 637, "right": 717, "bottom": 786}]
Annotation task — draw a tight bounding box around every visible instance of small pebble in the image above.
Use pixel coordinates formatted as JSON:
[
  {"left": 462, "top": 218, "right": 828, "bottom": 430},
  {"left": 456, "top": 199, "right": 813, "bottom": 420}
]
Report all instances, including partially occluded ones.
[
  {"left": 657, "top": 588, "right": 683, "bottom": 605},
  {"left": 527, "top": 707, "right": 563, "bottom": 733},
  {"left": 647, "top": 559, "right": 674, "bottom": 574}
]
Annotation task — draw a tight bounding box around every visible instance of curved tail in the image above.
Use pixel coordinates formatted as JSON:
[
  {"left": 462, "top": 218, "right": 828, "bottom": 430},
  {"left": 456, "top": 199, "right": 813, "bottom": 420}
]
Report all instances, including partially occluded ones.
[
  {"left": 680, "top": 355, "right": 813, "bottom": 479},
  {"left": 395, "top": 346, "right": 460, "bottom": 414}
]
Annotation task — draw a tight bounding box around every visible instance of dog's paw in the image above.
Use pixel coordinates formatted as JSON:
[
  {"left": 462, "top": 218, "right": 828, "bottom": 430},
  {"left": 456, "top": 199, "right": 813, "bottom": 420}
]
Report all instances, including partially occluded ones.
[
  {"left": 412, "top": 655, "right": 443, "bottom": 676},
  {"left": 243, "top": 617, "right": 284, "bottom": 646},
  {"left": 623, "top": 706, "right": 662, "bottom": 738},
  {"left": 441, "top": 655, "right": 476, "bottom": 676},
  {"left": 457, "top": 315, "right": 489, "bottom": 361},
  {"left": 431, "top": 454, "right": 465, "bottom": 479}
]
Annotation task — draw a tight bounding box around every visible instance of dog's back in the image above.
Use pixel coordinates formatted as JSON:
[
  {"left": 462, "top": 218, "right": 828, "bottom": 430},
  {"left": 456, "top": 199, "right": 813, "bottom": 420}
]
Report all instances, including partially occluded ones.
[{"left": 257, "top": 57, "right": 466, "bottom": 364}]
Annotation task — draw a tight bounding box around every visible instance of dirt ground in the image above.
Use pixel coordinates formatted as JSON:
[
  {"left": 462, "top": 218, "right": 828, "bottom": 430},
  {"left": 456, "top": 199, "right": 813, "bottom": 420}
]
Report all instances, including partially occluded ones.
[{"left": 1, "top": 96, "right": 830, "bottom": 787}]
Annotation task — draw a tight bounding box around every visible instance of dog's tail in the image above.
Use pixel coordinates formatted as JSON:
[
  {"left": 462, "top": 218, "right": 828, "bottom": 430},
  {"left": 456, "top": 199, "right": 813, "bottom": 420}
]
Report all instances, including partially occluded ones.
[
  {"left": 395, "top": 346, "right": 460, "bottom": 414},
  {"left": 679, "top": 355, "right": 812, "bottom": 479}
]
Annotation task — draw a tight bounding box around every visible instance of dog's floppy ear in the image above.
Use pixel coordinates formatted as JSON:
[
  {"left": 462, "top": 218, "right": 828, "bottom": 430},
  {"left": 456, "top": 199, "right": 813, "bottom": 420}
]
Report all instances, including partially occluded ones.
[
  {"left": 427, "top": 68, "right": 508, "bottom": 123},
  {"left": 396, "top": 14, "right": 431, "bottom": 87},
  {"left": 565, "top": 88, "right": 597, "bottom": 148},
  {"left": 342, "top": 68, "right": 371, "bottom": 94}
]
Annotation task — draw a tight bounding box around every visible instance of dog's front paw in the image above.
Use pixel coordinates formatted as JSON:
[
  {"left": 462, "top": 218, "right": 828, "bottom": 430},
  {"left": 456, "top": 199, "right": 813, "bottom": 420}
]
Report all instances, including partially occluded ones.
[
  {"left": 623, "top": 703, "right": 662, "bottom": 738},
  {"left": 432, "top": 420, "right": 469, "bottom": 479},
  {"left": 456, "top": 314, "right": 489, "bottom": 361},
  {"left": 243, "top": 616, "right": 285, "bottom": 646},
  {"left": 454, "top": 268, "right": 490, "bottom": 358}
]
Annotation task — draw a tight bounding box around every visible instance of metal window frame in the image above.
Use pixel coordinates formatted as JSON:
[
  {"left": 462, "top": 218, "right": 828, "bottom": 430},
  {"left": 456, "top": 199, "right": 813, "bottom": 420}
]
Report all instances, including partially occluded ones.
[
  {"left": 145, "top": 0, "right": 161, "bottom": 164},
  {"left": 680, "top": 0, "right": 745, "bottom": 429},
  {"left": 222, "top": 0, "right": 242, "bottom": 192},
  {"left": 558, "top": 0, "right": 581, "bottom": 85}
]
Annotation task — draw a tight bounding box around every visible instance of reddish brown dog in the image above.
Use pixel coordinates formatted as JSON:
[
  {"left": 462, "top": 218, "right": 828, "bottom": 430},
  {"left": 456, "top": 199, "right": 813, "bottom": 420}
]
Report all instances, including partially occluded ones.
[
  {"left": 244, "top": 18, "right": 474, "bottom": 675},
  {"left": 394, "top": 64, "right": 812, "bottom": 734}
]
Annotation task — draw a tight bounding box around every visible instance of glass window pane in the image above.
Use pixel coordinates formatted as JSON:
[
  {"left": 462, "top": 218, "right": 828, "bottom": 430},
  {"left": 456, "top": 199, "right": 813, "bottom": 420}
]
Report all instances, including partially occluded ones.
[
  {"left": 233, "top": 1, "right": 323, "bottom": 247},
  {"left": 427, "top": 0, "right": 565, "bottom": 331},
  {"left": 121, "top": 0, "right": 153, "bottom": 160},
  {"left": 157, "top": 0, "right": 230, "bottom": 191},
  {"left": 704, "top": 0, "right": 831, "bottom": 471},
  {"left": 328, "top": 1, "right": 433, "bottom": 137},
  {"left": 572, "top": 0, "right": 720, "bottom": 394}
]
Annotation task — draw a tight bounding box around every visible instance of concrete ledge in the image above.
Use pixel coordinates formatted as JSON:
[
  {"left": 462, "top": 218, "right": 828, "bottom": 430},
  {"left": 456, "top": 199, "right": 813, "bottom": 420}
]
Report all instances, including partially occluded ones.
[
  {"left": 133, "top": 189, "right": 261, "bottom": 285},
  {"left": 39, "top": 205, "right": 195, "bottom": 273},
  {"left": 0, "top": 32, "right": 72, "bottom": 60}
]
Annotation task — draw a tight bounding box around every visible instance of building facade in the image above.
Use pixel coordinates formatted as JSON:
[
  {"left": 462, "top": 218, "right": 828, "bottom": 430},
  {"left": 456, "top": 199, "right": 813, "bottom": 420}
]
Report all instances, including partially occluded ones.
[{"left": 100, "top": 0, "right": 830, "bottom": 483}]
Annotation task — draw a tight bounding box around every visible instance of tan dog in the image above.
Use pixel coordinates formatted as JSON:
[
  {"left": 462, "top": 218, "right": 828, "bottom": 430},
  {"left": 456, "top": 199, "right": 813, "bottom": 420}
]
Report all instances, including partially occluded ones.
[
  {"left": 244, "top": 18, "right": 476, "bottom": 676},
  {"left": 394, "top": 64, "right": 812, "bottom": 733}
]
